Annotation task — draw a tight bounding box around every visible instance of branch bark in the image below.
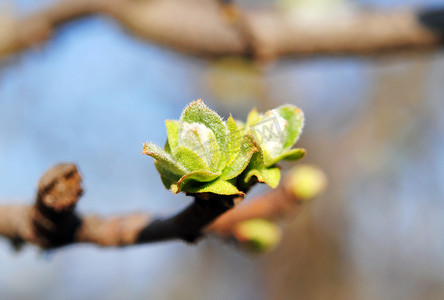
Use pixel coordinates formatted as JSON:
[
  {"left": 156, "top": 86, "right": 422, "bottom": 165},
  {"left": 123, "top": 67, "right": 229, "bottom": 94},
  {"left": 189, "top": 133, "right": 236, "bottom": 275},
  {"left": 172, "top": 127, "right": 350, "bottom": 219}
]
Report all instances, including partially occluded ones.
[
  {"left": 0, "top": 163, "right": 308, "bottom": 249},
  {"left": 1, "top": 0, "right": 442, "bottom": 61}
]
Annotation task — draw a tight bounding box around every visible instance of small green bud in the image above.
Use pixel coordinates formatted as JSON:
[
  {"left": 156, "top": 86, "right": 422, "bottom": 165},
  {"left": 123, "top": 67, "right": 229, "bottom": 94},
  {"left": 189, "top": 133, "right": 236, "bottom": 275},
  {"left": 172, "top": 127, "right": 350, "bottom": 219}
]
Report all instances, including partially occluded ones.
[
  {"left": 234, "top": 219, "right": 282, "bottom": 253},
  {"left": 289, "top": 165, "right": 327, "bottom": 200}
]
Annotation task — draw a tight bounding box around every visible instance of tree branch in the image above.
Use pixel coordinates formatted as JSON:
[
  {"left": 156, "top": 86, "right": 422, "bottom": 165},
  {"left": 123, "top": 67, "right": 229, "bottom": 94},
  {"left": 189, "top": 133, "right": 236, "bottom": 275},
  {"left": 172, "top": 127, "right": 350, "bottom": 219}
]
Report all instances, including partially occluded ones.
[
  {"left": 0, "top": 163, "right": 309, "bottom": 250},
  {"left": 1, "top": 0, "right": 443, "bottom": 61},
  {"left": 206, "top": 175, "right": 302, "bottom": 237}
]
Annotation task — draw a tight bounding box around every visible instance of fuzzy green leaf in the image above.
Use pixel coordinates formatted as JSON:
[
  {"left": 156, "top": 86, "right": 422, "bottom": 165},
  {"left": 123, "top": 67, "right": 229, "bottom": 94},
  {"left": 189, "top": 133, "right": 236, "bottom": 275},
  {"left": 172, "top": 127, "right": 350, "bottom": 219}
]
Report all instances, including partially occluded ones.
[
  {"left": 185, "top": 179, "right": 244, "bottom": 196},
  {"left": 260, "top": 167, "right": 281, "bottom": 188},
  {"left": 268, "top": 148, "right": 306, "bottom": 166},
  {"left": 246, "top": 107, "right": 261, "bottom": 126},
  {"left": 225, "top": 115, "right": 242, "bottom": 165},
  {"left": 244, "top": 167, "right": 281, "bottom": 188},
  {"left": 165, "top": 120, "right": 179, "bottom": 151},
  {"left": 177, "top": 121, "right": 221, "bottom": 172},
  {"left": 246, "top": 109, "right": 286, "bottom": 165},
  {"left": 221, "top": 134, "right": 258, "bottom": 180},
  {"left": 154, "top": 161, "right": 183, "bottom": 191},
  {"left": 277, "top": 105, "right": 304, "bottom": 150},
  {"left": 180, "top": 99, "right": 229, "bottom": 153},
  {"left": 174, "top": 170, "right": 222, "bottom": 193},
  {"left": 173, "top": 146, "right": 208, "bottom": 171},
  {"left": 246, "top": 139, "right": 265, "bottom": 170},
  {"left": 245, "top": 105, "right": 305, "bottom": 167},
  {"left": 164, "top": 140, "right": 172, "bottom": 154},
  {"left": 143, "top": 143, "right": 187, "bottom": 176}
]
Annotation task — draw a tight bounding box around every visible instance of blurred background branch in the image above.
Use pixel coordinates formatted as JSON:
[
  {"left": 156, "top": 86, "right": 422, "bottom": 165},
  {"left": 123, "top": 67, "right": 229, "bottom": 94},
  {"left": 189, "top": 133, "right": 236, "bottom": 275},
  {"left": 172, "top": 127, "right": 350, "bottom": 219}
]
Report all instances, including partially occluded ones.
[{"left": 1, "top": 0, "right": 443, "bottom": 61}]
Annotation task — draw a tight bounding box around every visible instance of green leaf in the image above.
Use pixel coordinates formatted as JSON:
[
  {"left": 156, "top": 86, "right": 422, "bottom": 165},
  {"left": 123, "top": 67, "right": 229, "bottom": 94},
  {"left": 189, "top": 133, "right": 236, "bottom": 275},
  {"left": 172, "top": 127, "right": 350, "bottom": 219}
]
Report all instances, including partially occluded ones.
[
  {"left": 154, "top": 161, "right": 182, "bottom": 191},
  {"left": 225, "top": 115, "right": 241, "bottom": 165},
  {"left": 246, "top": 139, "right": 265, "bottom": 170},
  {"left": 177, "top": 121, "right": 221, "bottom": 172},
  {"left": 175, "top": 170, "right": 222, "bottom": 193},
  {"left": 249, "top": 109, "right": 288, "bottom": 166},
  {"left": 234, "top": 119, "right": 245, "bottom": 131},
  {"left": 185, "top": 179, "right": 244, "bottom": 196},
  {"left": 244, "top": 167, "right": 281, "bottom": 188},
  {"left": 260, "top": 167, "right": 281, "bottom": 188},
  {"left": 221, "top": 134, "right": 259, "bottom": 180},
  {"left": 173, "top": 146, "right": 209, "bottom": 171},
  {"left": 143, "top": 143, "right": 187, "bottom": 176},
  {"left": 180, "top": 99, "right": 229, "bottom": 153},
  {"left": 268, "top": 148, "right": 306, "bottom": 166},
  {"left": 277, "top": 105, "right": 304, "bottom": 150},
  {"left": 245, "top": 105, "right": 304, "bottom": 167},
  {"left": 246, "top": 107, "right": 261, "bottom": 126},
  {"left": 164, "top": 140, "right": 172, "bottom": 154},
  {"left": 241, "top": 140, "right": 282, "bottom": 187},
  {"left": 165, "top": 120, "right": 179, "bottom": 151}
]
